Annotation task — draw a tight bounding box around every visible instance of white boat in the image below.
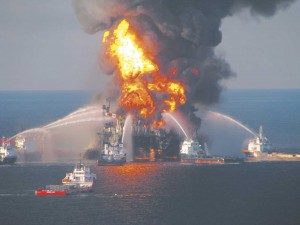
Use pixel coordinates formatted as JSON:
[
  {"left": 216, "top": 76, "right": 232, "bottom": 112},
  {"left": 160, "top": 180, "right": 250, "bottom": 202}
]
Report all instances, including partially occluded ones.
[
  {"left": 243, "top": 126, "right": 300, "bottom": 162},
  {"left": 0, "top": 137, "right": 17, "bottom": 165},
  {"left": 62, "top": 161, "right": 97, "bottom": 191},
  {"left": 180, "top": 139, "right": 224, "bottom": 164},
  {"left": 98, "top": 142, "right": 126, "bottom": 165}
]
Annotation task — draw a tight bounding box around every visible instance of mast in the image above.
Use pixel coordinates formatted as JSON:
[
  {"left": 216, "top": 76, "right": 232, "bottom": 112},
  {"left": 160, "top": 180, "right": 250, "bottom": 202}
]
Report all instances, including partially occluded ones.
[
  {"left": 102, "top": 98, "right": 111, "bottom": 116},
  {"left": 259, "top": 125, "right": 263, "bottom": 140}
]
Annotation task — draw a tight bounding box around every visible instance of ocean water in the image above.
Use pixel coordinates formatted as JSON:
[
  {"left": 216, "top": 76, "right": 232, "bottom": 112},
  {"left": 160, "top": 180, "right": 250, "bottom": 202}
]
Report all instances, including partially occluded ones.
[
  {"left": 1, "top": 162, "right": 300, "bottom": 225},
  {"left": 0, "top": 89, "right": 300, "bottom": 225}
]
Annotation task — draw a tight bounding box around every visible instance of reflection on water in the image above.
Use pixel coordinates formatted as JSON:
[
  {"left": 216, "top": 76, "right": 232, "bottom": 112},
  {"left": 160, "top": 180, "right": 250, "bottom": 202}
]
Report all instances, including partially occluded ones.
[
  {"left": 99, "top": 162, "right": 161, "bottom": 177},
  {"left": 94, "top": 162, "right": 166, "bottom": 198}
]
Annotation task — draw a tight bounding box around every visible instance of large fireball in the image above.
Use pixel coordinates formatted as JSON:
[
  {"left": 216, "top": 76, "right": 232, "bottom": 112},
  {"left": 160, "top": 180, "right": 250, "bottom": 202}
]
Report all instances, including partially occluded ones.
[{"left": 102, "top": 19, "right": 186, "bottom": 127}]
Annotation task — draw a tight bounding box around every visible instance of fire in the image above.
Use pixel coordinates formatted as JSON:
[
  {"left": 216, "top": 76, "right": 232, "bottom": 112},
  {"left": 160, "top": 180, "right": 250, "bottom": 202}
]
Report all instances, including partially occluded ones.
[
  {"left": 120, "top": 81, "right": 155, "bottom": 118},
  {"left": 147, "top": 74, "right": 186, "bottom": 112},
  {"left": 103, "top": 19, "right": 186, "bottom": 127},
  {"left": 151, "top": 120, "right": 166, "bottom": 128},
  {"left": 103, "top": 20, "right": 157, "bottom": 80}
]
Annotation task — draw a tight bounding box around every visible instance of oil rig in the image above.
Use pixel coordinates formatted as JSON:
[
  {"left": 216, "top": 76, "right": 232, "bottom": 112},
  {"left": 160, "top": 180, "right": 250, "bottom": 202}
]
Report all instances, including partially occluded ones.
[
  {"left": 131, "top": 119, "right": 181, "bottom": 161},
  {"left": 93, "top": 99, "right": 182, "bottom": 163}
]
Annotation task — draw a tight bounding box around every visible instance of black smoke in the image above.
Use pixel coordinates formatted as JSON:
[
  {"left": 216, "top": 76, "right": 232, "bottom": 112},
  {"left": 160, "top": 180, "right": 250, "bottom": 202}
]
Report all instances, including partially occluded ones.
[{"left": 72, "top": 0, "right": 295, "bottom": 132}]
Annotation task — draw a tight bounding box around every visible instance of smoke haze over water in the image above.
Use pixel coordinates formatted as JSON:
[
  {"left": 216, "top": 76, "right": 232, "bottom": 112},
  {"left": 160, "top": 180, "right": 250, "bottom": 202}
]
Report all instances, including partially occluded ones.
[{"left": 72, "top": 0, "right": 295, "bottom": 128}]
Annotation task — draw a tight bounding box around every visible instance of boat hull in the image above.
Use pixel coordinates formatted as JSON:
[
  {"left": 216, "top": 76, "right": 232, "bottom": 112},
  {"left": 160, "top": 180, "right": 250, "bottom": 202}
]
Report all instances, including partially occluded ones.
[
  {"left": 224, "top": 157, "right": 244, "bottom": 164},
  {"left": 181, "top": 158, "right": 224, "bottom": 165},
  {"left": 97, "top": 159, "right": 126, "bottom": 166},
  {"left": 245, "top": 153, "right": 300, "bottom": 162},
  {"left": 35, "top": 189, "right": 67, "bottom": 196},
  {"left": 97, "top": 154, "right": 126, "bottom": 166},
  {"left": 35, "top": 184, "right": 93, "bottom": 197},
  {"left": 0, "top": 156, "right": 17, "bottom": 165}
]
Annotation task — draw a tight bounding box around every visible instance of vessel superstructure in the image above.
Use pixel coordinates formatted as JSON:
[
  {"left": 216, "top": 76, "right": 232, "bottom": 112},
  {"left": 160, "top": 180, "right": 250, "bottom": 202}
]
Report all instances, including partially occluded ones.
[
  {"left": 180, "top": 139, "right": 224, "bottom": 164},
  {"left": 97, "top": 99, "right": 126, "bottom": 166},
  {"left": 243, "top": 126, "right": 300, "bottom": 161},
  {"left": 62, "top": 161, "right": 96, "bottom": 188},
  {"left": 0, "top": 137, "right": 17, "bottom": 165}
]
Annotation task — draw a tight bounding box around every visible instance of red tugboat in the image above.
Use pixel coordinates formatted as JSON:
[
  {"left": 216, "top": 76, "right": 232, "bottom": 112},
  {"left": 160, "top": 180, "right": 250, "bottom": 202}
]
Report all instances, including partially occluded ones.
[
  {"left": 35, "top": 185, "right": 72, "bottom": 196},
  {"left": 35, "top": 161, "right": 96, "bottom": 196}
]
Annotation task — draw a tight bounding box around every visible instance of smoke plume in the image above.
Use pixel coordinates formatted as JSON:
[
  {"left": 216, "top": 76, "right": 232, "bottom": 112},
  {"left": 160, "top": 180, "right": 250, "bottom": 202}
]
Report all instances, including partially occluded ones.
[{"left": 72, "top": 0, "right": 295, "bottom": 130}]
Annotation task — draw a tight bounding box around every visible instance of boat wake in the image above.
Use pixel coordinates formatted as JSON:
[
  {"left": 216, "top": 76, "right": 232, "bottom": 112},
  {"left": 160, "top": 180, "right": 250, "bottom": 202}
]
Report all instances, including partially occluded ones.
[{"left": 0, "top": 193, "right": 31, "bottom": 197}]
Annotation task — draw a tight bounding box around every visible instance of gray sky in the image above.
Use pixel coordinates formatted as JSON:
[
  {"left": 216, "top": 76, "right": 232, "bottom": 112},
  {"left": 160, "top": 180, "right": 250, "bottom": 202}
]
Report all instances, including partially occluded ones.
[
  {"left": 1, "top": 0, "right": 299, "bottom": 91},
  {"left": 218, "top": 0, "right": 300, "bottom": 89}
]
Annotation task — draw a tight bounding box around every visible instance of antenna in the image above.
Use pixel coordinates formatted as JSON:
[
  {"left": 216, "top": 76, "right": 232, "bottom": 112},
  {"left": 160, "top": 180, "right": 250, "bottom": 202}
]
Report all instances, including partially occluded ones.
[{"left": 79, "top": 153, "right": 83, "bottom": 168}]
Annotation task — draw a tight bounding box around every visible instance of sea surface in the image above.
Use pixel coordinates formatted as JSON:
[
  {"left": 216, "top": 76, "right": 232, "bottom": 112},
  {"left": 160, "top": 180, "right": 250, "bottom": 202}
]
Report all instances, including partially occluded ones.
[
  {"left": 0, "top": 89, "right": 300, "bottom": 225},
  {"left": 1, "top": 162, "right": 300, "bottom": 225}
]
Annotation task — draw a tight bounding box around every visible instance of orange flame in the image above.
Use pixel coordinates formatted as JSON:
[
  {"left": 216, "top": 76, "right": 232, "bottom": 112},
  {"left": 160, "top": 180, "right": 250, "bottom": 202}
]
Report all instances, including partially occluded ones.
[
  {"left": 103, "top": 19, "right": 186, "bottom": 127},
  {"left": 151, "top": 119, "right": 166, "bottom": 128},
  {"left": 103, "top": 20, "right": 157, "bottom": 80}
]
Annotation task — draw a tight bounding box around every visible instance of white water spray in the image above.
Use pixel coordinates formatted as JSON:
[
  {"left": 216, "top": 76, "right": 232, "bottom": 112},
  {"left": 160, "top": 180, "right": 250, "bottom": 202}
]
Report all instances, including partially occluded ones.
[
  {"left": 198, "top": 110, "right": 257, "bottom": 157},
  {"left": 44, "top": 105, "right": 102, "bottom": 129},
  {"left": 122, "top": 115, "right": 131, "bottom": 143},
  {"left": 163, "top": 113, "right": 189, "bottom": 139},
  {"left": 122, "top": 115, "right": 133, "bottom": 162},
  {"left": 209, "top": 111, "right": 257, "bottom": 137},
  {"left": 11, "top": 105, "right": 108, "bottom": 161},
  {"left": 46, "top": 118, "right": 107, "bottom": 129},
  {"left": 10, "top": 127, "right": 49, "bottom": 139},
  {"left": 13, "top": 105, "right": 105, "bottom": 137}
]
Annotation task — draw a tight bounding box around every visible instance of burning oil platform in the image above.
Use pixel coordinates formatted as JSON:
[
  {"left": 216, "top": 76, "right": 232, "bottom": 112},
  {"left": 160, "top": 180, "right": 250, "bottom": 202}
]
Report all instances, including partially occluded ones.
[
  {"left": 83, "top": 16, "right": 216, "bottom": 163},
  {"left": 94, "top": 98, "right": 183, "bottom": 163},
  {"left": 131, "top": 119, "right": 182, "bottom": 162},
  {"left": 96, "top": 99, "right": 126, "bottom": 165}
]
